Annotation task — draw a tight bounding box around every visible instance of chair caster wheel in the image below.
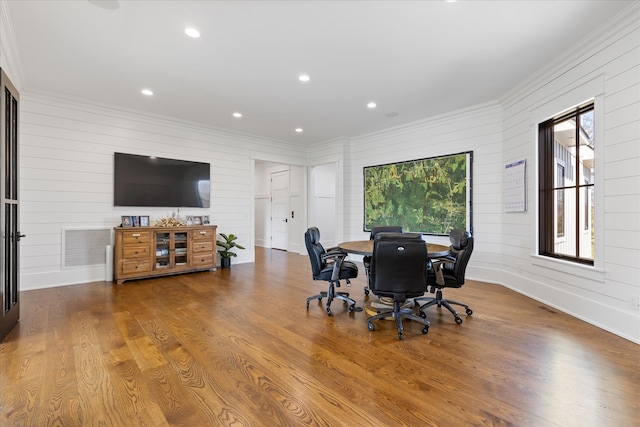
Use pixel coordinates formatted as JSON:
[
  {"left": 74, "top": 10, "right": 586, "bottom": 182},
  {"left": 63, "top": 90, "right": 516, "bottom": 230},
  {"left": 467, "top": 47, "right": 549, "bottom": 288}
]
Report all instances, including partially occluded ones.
[
  {"left": 421, "top": 326, "right": 429, "bottom": 334},
  {"left": 306, "top": 302, "right": 309, "bottom": 310},
  {"left": 364, "top": 290, "right": 369, "bottom": 296},
  {"left": 419, "top": 311, "right": 426, "bottom": 319},
  {"left": 466, "top": 308, "right": 473, "bottom": 316},
  {"left": 367, "top": 321, "right": 375, "bottom": 331},
  {"left": 398, "top": 333, "right": 403, "bottom": 340},
  {"left": 327, "top": 307, "right": 332, "bottom": 316},
  {"left": 455, "top": 316, "right": 463, "bottom": 324}
]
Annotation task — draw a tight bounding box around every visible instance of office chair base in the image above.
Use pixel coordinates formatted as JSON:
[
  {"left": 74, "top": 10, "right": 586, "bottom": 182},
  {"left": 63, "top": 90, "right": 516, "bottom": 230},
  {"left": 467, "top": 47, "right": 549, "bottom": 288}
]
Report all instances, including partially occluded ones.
[
  {"left": 367, "top": 302, "right": 430, "bottom": 340},
  {"left": 415, "top": 291, "right": 472, "bottom": 324},
  {"left": 306, "top": 288, "right": 362, "bottom": 316}
]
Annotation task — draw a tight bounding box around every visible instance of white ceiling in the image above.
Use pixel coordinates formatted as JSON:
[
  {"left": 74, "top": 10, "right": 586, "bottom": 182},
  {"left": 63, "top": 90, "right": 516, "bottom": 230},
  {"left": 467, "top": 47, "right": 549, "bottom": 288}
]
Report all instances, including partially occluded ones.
[{"left": 3, "top": 0, "right": 635, "bottom": 144}]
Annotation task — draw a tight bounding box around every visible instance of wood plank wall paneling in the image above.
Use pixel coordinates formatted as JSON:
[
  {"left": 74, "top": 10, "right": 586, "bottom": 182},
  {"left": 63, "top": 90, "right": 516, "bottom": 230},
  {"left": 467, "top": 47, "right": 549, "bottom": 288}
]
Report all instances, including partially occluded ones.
[
  {"left": 497, "top": 4, "right": 640, "bottom": 340},
  {"left": 0, "top": 247, "right": 638, "bottom": 426},
  {"left": 17, "top": 94, "right": 306, "bottom": 290},
  {"left": 342, "top": 4, "right": 640, "bottom": 341}
]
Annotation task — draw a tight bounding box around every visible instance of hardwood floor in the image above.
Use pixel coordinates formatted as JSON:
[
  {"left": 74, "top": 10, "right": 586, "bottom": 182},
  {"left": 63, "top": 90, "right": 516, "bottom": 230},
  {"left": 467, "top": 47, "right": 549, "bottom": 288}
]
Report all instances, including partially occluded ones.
[{"left": 1, "top": 247, "right": 638, "bottom": 426}]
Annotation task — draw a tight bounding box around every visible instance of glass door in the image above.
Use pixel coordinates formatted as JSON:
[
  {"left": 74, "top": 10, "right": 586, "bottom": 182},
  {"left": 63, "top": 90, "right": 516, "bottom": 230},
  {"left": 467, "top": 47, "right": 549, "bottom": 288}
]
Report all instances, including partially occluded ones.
[
  {"left": 154, "top": 231, "right": 189, "bottom": 270},
  {"left": 0, "top": 68, "right": 20, "bottom": 342},
  {"left": 174, "top": 232, "right": 188, "bottom": 266},
  {"left": 155, "top": 232, "right": 171, "bottom": 269}
]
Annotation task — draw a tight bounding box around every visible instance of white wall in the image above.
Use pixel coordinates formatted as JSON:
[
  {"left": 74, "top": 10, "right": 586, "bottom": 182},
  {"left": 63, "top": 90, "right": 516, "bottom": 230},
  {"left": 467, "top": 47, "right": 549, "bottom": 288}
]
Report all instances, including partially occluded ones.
[
  {"left": 338, "top": 4, "right": 640, "bottom": 343},
  {"left": 344, "top": 101, "right": 505, "bottom": 279},
  {"left": 498, "top": 4, "right": 640, "bottom": 343},
  {"left": 309, "top": 163, "right": 337, "bottom": 249},
  {"left": 15, "top": 94, "right": 306, "bottom": 290}
]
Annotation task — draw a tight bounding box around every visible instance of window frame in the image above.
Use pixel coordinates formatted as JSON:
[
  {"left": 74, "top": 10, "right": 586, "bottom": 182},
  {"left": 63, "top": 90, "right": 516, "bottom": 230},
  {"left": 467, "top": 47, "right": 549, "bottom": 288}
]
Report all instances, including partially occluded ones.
[{"left": 538, "top": 102, "right": 595, "bottom": 266}]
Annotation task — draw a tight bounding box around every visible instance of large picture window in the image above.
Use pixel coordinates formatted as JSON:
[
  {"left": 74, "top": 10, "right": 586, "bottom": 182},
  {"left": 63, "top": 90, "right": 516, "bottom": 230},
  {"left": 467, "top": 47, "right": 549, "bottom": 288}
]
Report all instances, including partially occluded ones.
[
  {"left": 538, "top": 102, "right": 595, "bottom": 264},
  {"left": 363, "top": 151, "right": 472, "bottom": 235}
]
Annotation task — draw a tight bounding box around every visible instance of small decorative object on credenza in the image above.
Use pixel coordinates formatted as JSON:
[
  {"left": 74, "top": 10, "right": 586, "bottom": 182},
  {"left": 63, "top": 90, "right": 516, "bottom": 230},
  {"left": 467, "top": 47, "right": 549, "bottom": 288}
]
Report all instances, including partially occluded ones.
[
  {"left": 216, "top": 233, "right": 245, "bottom": 269},
  {"left": 153, "top": 215, "right": 187, "bottom": 227}
]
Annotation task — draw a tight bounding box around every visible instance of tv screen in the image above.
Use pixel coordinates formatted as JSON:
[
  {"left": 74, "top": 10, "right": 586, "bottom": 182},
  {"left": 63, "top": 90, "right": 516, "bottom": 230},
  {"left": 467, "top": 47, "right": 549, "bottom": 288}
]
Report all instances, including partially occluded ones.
[{"left": 114, "top": 152, "right": 210, "bottom": 208}]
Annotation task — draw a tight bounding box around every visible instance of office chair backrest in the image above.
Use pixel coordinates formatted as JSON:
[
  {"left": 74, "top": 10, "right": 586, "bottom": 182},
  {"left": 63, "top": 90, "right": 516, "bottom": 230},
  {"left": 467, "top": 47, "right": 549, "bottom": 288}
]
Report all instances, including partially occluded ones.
[
  {"left": 369, "top": 226, "right": 403, "bottom": 240},
  {"left": 447, "top": 229, "right": 474, "bottom": 285},
  {"left": 370, "top": 233, "right": 427, "bottom": 298},
  {"left": 305, "top": 227, "right": 325, "bottom": 277}
]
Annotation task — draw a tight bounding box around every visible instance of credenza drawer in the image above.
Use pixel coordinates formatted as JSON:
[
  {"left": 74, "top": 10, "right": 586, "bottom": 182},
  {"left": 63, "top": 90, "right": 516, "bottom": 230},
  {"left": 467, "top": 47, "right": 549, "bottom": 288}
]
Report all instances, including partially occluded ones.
[
  {"left": 192, "top": 253, "right": 214, "bottom": 266},
  {"left": 193, "top": 241, "right": 213, "bottom": 253},
  {"left": 192, "top": 228, "right": 215, "bottom": 240},
  {"left": 122, "top": 245, "right": 150, "bottom": 259},
  {"left": 122, "top": 259, "right": 151, "bottom": 274},
  {"left": 122, "top": 231, "right": 151, "bottom": 245}
]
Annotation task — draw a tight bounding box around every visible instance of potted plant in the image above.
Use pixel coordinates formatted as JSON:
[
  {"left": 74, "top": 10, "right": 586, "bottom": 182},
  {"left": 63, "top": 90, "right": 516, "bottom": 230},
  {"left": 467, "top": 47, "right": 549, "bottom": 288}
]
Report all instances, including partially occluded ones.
[{"left": 216, "top": 233, "right": 245, "bottom": 268}]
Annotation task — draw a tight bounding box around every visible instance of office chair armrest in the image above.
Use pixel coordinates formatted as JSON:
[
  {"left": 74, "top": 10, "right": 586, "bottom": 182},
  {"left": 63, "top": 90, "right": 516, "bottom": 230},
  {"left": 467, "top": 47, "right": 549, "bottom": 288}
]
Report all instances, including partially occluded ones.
[
  {"left": 321, "top": 250, "right": 347, "bottom": 263},
  {"left": 430, "top": 257, "right": 453, "bottom": 286},
  {"left": 321, "top": 250, "right": 347, "bottom": 282}
]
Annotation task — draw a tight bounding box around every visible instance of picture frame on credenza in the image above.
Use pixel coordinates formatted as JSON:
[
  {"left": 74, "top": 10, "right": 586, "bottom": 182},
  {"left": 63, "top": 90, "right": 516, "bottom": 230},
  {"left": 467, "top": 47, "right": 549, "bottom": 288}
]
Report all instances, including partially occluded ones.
[
  {"left": 121, "top": 215, "right": 150, "bottom": 227},
  {"left": 202, "top": 215, "right": 210, "bottom": 225}
]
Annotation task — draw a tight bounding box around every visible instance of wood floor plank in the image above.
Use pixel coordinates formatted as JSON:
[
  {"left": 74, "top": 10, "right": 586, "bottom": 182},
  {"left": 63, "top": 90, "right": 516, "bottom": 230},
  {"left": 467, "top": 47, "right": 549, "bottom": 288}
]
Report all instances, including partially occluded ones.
[{"left": 1, "top": 247, "right": 638, "bottom": 426}]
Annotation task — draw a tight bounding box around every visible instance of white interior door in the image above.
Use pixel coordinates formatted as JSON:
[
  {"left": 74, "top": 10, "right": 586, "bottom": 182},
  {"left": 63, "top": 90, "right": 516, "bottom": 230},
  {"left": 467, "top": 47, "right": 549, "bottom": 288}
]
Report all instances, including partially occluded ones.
[{"left": 271, "top": 170, "right": 289, "bottom": 250}]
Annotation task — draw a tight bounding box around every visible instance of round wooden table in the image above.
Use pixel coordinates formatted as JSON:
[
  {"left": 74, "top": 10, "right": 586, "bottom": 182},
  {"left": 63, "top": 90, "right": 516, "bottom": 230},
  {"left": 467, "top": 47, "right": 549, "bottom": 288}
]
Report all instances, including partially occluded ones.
[
  {"left": 337, "top": 240, "right": 450, "bottom": 257},
  {"left": 337, "top": 239, "right": 451, "bottom": 318}
]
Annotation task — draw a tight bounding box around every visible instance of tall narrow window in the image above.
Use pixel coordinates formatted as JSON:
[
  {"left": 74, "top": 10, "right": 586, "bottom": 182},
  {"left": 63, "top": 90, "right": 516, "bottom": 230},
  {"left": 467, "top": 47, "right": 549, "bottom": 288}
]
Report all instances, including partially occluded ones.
[{"left": 538, "top": 102, "right": 595, "bottom": 265}]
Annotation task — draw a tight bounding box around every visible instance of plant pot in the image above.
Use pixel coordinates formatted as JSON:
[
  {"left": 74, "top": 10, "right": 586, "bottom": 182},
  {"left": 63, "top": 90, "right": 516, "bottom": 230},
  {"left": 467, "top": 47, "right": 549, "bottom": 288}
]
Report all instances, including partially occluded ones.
[{"left": 220, "top": 257, "right": 231, "bottom": 269}]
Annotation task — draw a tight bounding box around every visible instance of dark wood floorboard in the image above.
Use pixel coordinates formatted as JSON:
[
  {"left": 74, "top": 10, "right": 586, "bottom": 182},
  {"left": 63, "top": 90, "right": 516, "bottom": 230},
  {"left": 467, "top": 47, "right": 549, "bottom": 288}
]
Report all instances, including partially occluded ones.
[{"left": 1, "top": 247, "right": 638, "bottom": 426}]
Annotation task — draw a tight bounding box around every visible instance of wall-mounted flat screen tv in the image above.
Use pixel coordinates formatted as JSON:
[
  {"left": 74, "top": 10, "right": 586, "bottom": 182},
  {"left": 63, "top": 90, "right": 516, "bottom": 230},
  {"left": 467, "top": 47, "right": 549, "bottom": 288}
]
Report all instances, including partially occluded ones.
[{"left": 114, "top": 152, "right": 210, "bottom": 208}]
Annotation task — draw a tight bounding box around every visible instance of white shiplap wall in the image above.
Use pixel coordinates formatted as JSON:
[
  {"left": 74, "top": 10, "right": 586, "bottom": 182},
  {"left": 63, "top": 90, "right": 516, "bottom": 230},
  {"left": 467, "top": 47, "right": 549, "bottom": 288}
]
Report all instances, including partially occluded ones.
[
  {"left": 343, "top": 102, "right": 505, "bottom": 280},
  {"left": 498, "top": 4, "right": 640, "bottom": 343},
  {"left": 18, "top": 93, "right": 307, "bottom": 290}
]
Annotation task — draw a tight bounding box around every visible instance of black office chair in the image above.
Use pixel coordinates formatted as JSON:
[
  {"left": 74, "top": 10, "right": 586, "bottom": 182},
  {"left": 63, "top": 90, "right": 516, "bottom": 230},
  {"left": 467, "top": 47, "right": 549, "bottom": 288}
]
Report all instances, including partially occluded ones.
[
  {"left": 367, "top": 233, "right": 430, "bottom": 340},
  {"left": 305, "top": 227, "right": 362, "bottom": 316},
  {"left": 363, "top": 226, "right": 403, "bottom": 296},
  {"left": 414, "top": 229, "right": 474, "bottom": 324}
]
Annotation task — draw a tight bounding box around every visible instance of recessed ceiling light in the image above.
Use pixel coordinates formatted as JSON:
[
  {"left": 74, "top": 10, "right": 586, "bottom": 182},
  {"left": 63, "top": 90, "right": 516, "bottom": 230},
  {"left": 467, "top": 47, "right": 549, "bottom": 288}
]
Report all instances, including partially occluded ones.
[
  {"left": 367, "top": 102, "right": 377, "bottom": 109},
  {"left": 295, "top": 128, "right": 303, "bottom": 133},
  {"left": 233, "top": 112, "right": 242, "bottom": 118},
  {"left": 141, "top": 89, "right": 153, "bottom": 96},
  {"left": 298, "top": 74, "right": 310, "bottom": 82},
  {"left": 185, "top": 28, "right": 200, "bottom": 38}
]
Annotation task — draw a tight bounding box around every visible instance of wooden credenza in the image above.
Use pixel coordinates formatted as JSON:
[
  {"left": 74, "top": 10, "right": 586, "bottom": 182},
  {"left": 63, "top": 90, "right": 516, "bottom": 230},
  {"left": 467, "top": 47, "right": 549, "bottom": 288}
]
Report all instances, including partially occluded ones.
[{"left": 114, "top": 225, "right": 217, "bottom": 284}]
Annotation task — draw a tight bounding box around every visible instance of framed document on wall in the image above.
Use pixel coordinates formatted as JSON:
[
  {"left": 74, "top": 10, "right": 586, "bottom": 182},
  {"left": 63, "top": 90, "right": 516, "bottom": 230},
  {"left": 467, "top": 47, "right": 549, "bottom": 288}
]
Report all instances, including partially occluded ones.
[{"left": 504, "top": 159, "right": 526, "bottom": 212}]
